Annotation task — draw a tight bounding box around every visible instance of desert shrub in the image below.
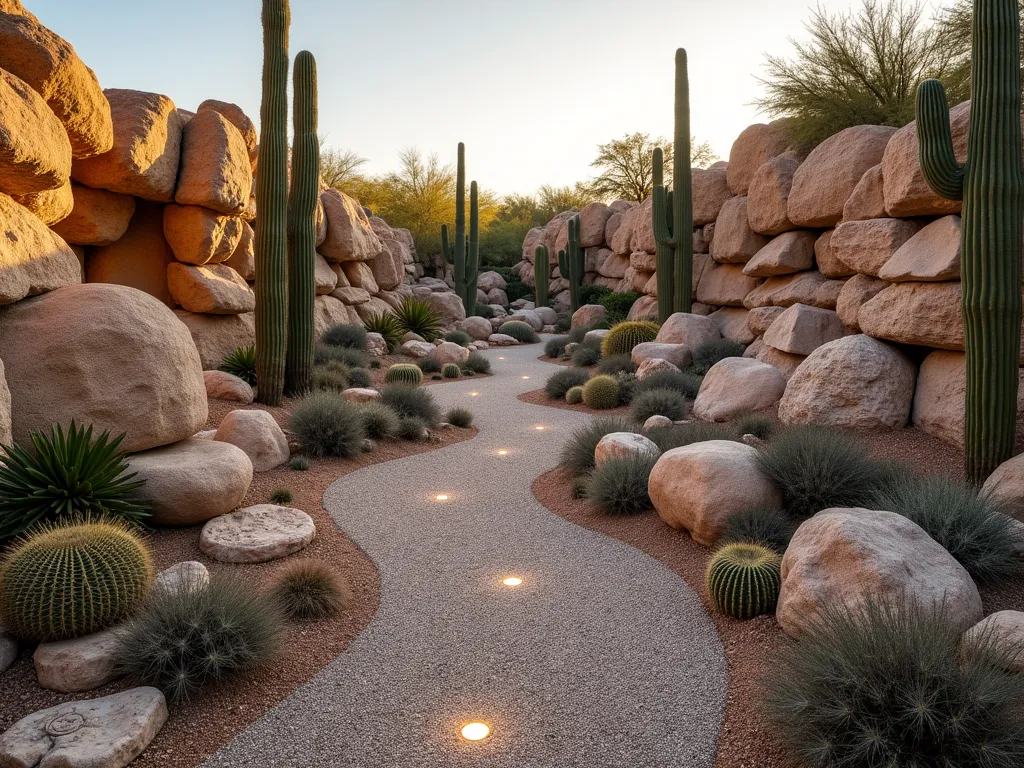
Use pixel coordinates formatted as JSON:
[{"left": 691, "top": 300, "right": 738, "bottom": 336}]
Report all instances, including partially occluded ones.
[
  {"left": 116, "top": 575, "right": 282, "bottom": 702},
  {"left": 734, "top": 411, "right": 775, "bottom": 440},
  {"left": 384, "top": 363, "right": 424, "bottom": 386},
  {"left": 646, "top": 422, "right": 740, "bottom": 452},
  {"left": 635, "top": 369, "right": 703, "bottom": 399},
  {"left": 580, "top": 284, "right": 613, "bottom": 306},
  {"left": 586, "top": 453, "right": 658, "bottom": 516},
  {"left": 416, "top": 358, "right": 442, "bottom": 374},
  {"left": 269, "top": 561, "right": 347, "bottom": 621},
  {"left": 368, "top": 359, "right": 382, "bottom": 370},
  {"left": 582, "top": 374, "right": 621, "bottom": 410},
  {"left": 718, "top": 507, "right": 794, "bottom": 553},
  {"left": 545, "top": 367, "right": 590, "bottom": 399},
  {"left": 379, "top": 384, "right": 441, "bottom": 425},
  {"left": 446, "top": 408, "right": 474, "bottom": 428},
  {"left": 499, "top": 320, "right": 539, "bottom": 343},
  {"left": 321, "top": 323, "right": 366, "bottom": 350},
  {"left": 362, "top": 312, "right": 404, "bottom": 351},
  {"left": 442, "top": 363, "right": 461, "bottom": 379},
  {"left": 270, "top": 487, "right": 293, "bottom": 504},
  {"left": 559, "top": 416, "right": 632, "bottom": 475},
  {"left": 311, "top": 362, "right": 351, "bottom": 392},
  {"left": 463, "top": 370, "right": 475, "bottom": 377},
  {"left": 0, "top": 421, "right": 150, "bottom": 542},
  {"left": 545, "top": 335, "right": 570, "bottom": 358},
  {"left": 707, "top": 543, "right": 782, "bottom": 620},
  {"left": 566, "top": 386, "right": 584, "bottom": 404},
  {"left": 871, "top": 475, "right": 1023, "bottom": 585},
  {"left": 397, "top": 416, "right": 428, "bottom": 440},
  {"left": 629, "top": 388, "right": 687, "bottom": 423},
  {"left": 357, "top": 402, "right": 401, "bottom": 440},
  {"left": 219, "top": 345, "right": 257, "bottom": 386},
  {"left": 758, "top": 425, "right": 899, "bottom": 519},
  {"left": 616, "top": 371, "right": 638, "bottom": 404},
  {"left": 599, "top": 291, "right": 643, "bottom": 323},
  {"left": 289, "top": 391, "right": 367, "bottom": 459},
  {"left": 595, "top": 354, "right": 635, "bottom": 376},
  {"left": 566, "top": 325, "right": 591, "bottom": 344},
  {"left": 475, "top": 304, "right": 495, "bottom": 319},
  {"left": 431, "top": 374, "right": 443, "bottom": 381},
  {"left": 0, "top": 520, "right": 153, "bottom": 641},
  {"left": 314, "top": 344, "right": 368, "bottom": 369},
  {"left": 601, "top": 321, "right": 660, "bottom": 357},
  {"left": 691, "top": 339, "right": 746, "bottom": 375},
  {"left": 764, "top": 599, "right": 1024, "bottom": 768},
  {"left": 346, "top": 367, "right": 372, "bottom": 388},
  {"left": 394, "top": 297, "right": 442, "bottom": 341},
  {"left": 504, "top": 276, "right": 532, "bottom": 303},
  {"left": 289, "top": 457, "right": 310, "bottom": 471},
  {"left": 555, "top": 312, "right": 571, "bottom": 332},
  {"left": 570, "top": 342, "right": 602, "bottom": 367},
  {"left": 463, "top": 353, "right": 491, "bottom": 374},
  {"left": 443, "top": 330, "right": 473, "bottom": 347}
]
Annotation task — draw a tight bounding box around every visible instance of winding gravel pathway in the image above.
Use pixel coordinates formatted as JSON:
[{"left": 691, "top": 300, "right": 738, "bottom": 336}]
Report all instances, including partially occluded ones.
[{"left": 203, "top": 341, "right": 726, "bottom": 767}]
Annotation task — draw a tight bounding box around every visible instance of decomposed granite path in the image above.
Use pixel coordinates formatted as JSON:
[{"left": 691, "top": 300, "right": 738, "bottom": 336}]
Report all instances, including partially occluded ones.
[{"left": 202, "top": 339, "right": 726, "bottom": 768}]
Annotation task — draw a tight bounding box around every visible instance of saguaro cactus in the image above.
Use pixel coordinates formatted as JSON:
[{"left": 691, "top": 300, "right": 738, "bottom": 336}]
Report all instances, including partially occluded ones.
[
  {"left": 558, "top": 215, "right": 583, "bottom": 314},
  {"left": 915, "top": 0, "right": 1022, "bottom": 482},
  {"left": 534, "top": 244, "right": 550, "bottom": 308},
  {"left": 254, "top": 0, "right": 290, "bottom": 405},
  {"left": 652, "top": 48, "right": 694, "bottom": 320},
  {"left": 284, "top": 50, "right": 319, "bottom": 396},
  {"left": 441, "top": 143, "right": 480, "bottom": 316}
]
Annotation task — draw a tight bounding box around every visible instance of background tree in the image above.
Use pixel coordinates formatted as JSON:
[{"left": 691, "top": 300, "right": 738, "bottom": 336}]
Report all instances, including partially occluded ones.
[
  {"left": 933, "top": 0, "right": 1024, "bottom": 97},
  {"left": 756, "top": 0, "right": 963, "bottom": 147},
  {"left": 589, "top": 133, "right": 719, "bottom": 203},
  {"left": 319, "top": 142, "right": 368, "bottom": 190}
]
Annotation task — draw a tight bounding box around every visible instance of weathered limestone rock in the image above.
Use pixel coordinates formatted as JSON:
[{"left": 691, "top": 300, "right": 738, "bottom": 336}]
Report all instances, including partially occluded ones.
[
  {"left": 692, "top": 166, "right": 732, "bottom": 226},
  {"left": 487, "top": 333, "right": 519, "bottom": 346},
  {"left": 649, "top": 440, "right": 782, "bottom": 546},
  {"left": 200, "top": 504, "right": 316, "bottom": 564},
  {"left": 168, "top": 263, "right": 254, "bottom": 314},
  {"left": 153, "top": 561, "right": 209, "bottom": 597},
  {"left": 0, "top": 687, "right": 168, "bottom": 768},
  {"left": 0, "top": 192, "right": 81, "bottom": 305},
  {"left": 747, "top": 306, "right": 786, "bottom": 336},
  {"left": 778, "top": 508, "right": 983, "bottom": 637},
  {"left": 197, "top": 99, "right": 257, "bottom": 166},
  {"left": 34, "top": 628, "right": 121, "bottom": 692},
  {"left": 340, "top": 388, "right": 380, "bottom": 404},
  {"left": 710, "top": 196, "right": 770, "bottom": 263},
  {"left": 814, "top": 229, "right": 854, "bottom": 278},
  {"left": 835, "top": 273, "right": 888, "bottom": 332},
  {"left": 963, "top": 612, "right": 1024, "bottom": 672},
  {"left": 213, "top": 409, "right": 289, "bottom": 471},
  {"left": 72, "top": 89, "right": 183, "bottom": 202},
  {"left": 859, "top": 282, "right": 964, "bottom": 350},
  {"left": 51, "top": 183, "right": 135, "bottom": 246},
  {"left": 429, "top": 341, "right": 471, "bottom": 366},
  {"left": 727, "top": 122, "right": 789, "bottom": 195},
  {"left": 743, "top": 230, "right": 815, "bottom": 277},
  {"left": 763, "top": 304, "right": 844, "bottom": 356},
  {"left": 878, "top": 215, "right": 961, "bottom": 282},
  {"left": 174, "top": 109, "right": 251, "bottom": 215},
  {"left": 163, "top": 204, "right": 243, "bottom": 266},
  {"left": 424, "top": 291, "right": 466, "bottom": 324},
  {"left": 756, "top": 343, "right": 806, "bottom": 380},
  {"left": 779, "top": 334, "right": 915, "bottom": 429},
  {"left": 841, "top": 164, "right": 886, "bottom": 221},
  {"left": 831, "top": 218, "right": 921, "bottom": 277},
  {"left": 693, "top": 358, "right": 786, "bottom": 421},
  {"left": 174, "top": 310, "right": 255, "bottom": 370},
  {"left": 788, "top": 125, "right": 896, "bottom": 227},
  {"left": 0, "top": 284, "right": 207, "bottom": 452},
  {"left": 746, "top": 155, "right": 799, "bottom": 235},
  {"left": 656, "top": 312, "right": 721, "bottom": 347},
  {"left": 594, "top": 431, "right": 660, "bottom": 470},
  {"left": 708, "top": 307, "right": 755, "bottom": 345},
  {"left": 572, "top": 304, "right": 608, "bottom": 329},
  {"left": 401, "top": 340, "right": 434, "bottom": 358},
  {"left": 318, "top": 189, "right": 382, "bottom": 262},
  {"left": 0, "top": 13, "right": 113, "bottom": 158},
  {"left": 0, "top": 67, "right": 71, "bottom": 196},
  {"left": 631, "top": 342, "right": 693, "bottom": 370}
]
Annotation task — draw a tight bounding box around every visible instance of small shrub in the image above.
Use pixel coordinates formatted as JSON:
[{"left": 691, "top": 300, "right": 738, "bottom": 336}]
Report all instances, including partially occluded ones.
[
  {"left": 559, "top": 416, "right": 632, "bottom": 474},
  {"left": 397, "top": 416, "right": 428, "bottom": 440},
  {"left": 636, "top": 369, "right": 703, "bottom": 399},
  {"left": 446, "top": 407, "right": 473, "bottom": 428},
  {"left": 691, "top": 339, "right": 746, "bottom": 375},
  {"left": 763, "top": 599, "right": 1024, "bottom": 768},
  {"left": 369, "top": 359, "right": 382, "bottom": 370},
  {"left": 463, "top": 370, "right": 476, "bottom": 377},
  {"left": 321, "top": 323, "right": 367, "bottom": 350},
  {"left": 566, "top": 386, "right": 584, "bottom": 404},
  {"left": 599, "top": 291, "right": 644, "bottom": 323},
  {"left": 595, "top": 354, "right": 635, "bottom": 376},
  {"left": 431, "top": 374, "right": 443, "bottom": 381},
  {"left": 357, "top": 402, "right": 401, "bottom": 440},
  {"left": 269, "top": 561, "right": 347, "bottom": 621},
  {"left": 379, "top": 384, "right": 441, "bottom": 425},
  {"left": 582, "top": 374, "right": 621, "bottom": 410},
  {"left": 314, "top": 344, "right": 369, "bottom": 369},
  {"left": 545, "top": 367, "right": 590, "bottom": 399},
  {"left": 475, "top": 304, "right": 495, "bottom": 319},
  {"left": 734, "top": 411, "right": 775, "bottom": 440},
  {"left": 629, "top": 388, "right": 687, "bottom": 423},
  {"left": 394, "top": 297, "right": 442, "bottom": 341},
  {"left": 363, "top": 312, "right": 404, "bottom": 351},
  {"left": 219, "top": 345, "right": 257, "bottom": 386},
  {"left": 384, "top": 363, "right": 424, "bottom": 386},
  {"left": 347, "top": 367, "right": 372, "bottom": 389},
  {"left": 580, "top": 284, "right": 613, "bottom": 306},
  {"left": 442, "top": 363, "right": 461, "bottom": 379},
  {"left": 707, "top": 543, "right": 781, "bottom": 620},
  {"left": 570, "top": 343, "right": 602, "bottom": 367},
  {"left": 566, "top": 325, "right": 591, "bottom": 344},
  {"left": 718, "top": 507, "right": 794, "bottom": 553},
  {"left": 416, "top": 358, "right": 442, "bottom": 374},
  {"left": 289, "top": 457, "right": 310, "bottom": 471},
  {"left": 270, "top": 487, "right": 293, "bottom": 504},
  {"left": 463, "top": 353, "right": 491, "bottom": 374},
  {"left": 499, "top": 320, "right": 539, "bottom": 343},
  {"left": 545, "top": 335, "right": 570, "bottom": 358},
  {"left": 289, "top": 391, "right": 367, "bottom": 459},
  {"left": 555, "top": 312, "right": 571, "bottom": 332},
  {"left": 646, "top": 422, "right": 739, "bottom": 452},
  {"left": 601, "top": 320, "right": 660, "bottom": 357},
  {"left": 116, "top": 575, "right": 282, "bottom": 702},
  {"left": 586, "top": 453, "right": 658, "bottom": 516},
  {"left": 443, "top": 330, "right": 473, "bottom": 347},
  {"left": 872, "top": 475, "right": 1023, "bottom": 585},
  {"left": 311, "top": 362, "right": 351, "bottom": 392},
  {"left": 616, "top": 371, "right": 638, "bottom": 404}
]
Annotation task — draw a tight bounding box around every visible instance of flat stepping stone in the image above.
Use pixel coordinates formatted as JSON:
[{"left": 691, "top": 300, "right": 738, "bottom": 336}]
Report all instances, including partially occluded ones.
[
  {"left": 34, "top": 627, "right": 122, "bottom": 693},
  {"left": 0, "top": 687, "right": 167, "bottom": 768},
  {"left": 200, "top": 504, "right": 315, "bottom": 563}
]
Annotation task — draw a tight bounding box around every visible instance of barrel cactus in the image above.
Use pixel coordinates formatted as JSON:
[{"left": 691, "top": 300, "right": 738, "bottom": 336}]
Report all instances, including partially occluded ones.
[
  {"left": 706, "top": 542, "right": 782, "bottom": 620},
  {"left": 442, "top": 363, "right": 461, "bottom": 379},
  {"left": 384, "top": 363, "right": 423, "bottom": 386},
  {"left": 582, "top": 375, "right": 621, "bottom": 410},
  {"left": 498, "top": 320, "right": 539, "bottom": 344},
  {"left": 601, "top": 321, "right": 660, "bottom": 358},
  {"left": 566, "top": 386, "right": 584, "bottom": 404},
  {"left": 0, "top": 520, "right": 154, "bottom": 641}
]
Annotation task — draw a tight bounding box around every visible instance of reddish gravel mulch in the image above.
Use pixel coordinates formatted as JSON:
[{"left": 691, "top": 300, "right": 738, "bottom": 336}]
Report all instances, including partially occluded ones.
[
  {"left": 537, "top": 354, "right": 571, "bottom": 367},
  {"left": 0, "top": 397, "right": 477, "bottom": 768}
]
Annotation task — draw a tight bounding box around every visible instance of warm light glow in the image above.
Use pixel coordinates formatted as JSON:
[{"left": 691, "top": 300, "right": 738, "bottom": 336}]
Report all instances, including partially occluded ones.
[
  {"left": 502, "top": 577, "right": 522, "bottom": 587},
  {"left": 521, "top": 375, "right": 530, "bottom": 380},
  {"left": 534, "top": 425, "right": 546, "bottom": 431},
  {"left": 434, "top": 494, "right": 450, "bottom": 502},
  {"left": 497, "top": 449, "right": 508, "bottom": 456},
  {"left": 468, "top": 392, "right": 479, "bottom": 397},
  {"left": 461, "top": 722, "right": 490, "bottom": 741},
  {"left": 498, "top": 356, "right": 505, "bottom": 360}
]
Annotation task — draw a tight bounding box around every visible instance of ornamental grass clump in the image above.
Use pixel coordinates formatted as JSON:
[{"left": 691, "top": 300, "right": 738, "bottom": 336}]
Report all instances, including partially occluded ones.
[
  {"left": 289, "top": 391, "right": 367, "bottom": 459},
  {"left": 397, "top": 416, "right": 428, "bottom": 441},
  {"left": 379, "top": 384, "right": 441, "bottom": 425},
  {"left": 706, "top": 542, "right": 782, "bottom": 620},
  {"left": 320, "top": 323, "right": 367, "bottom": 350},
  {"left": 446, "top": 407, "right": 473, "bottom": 428},
  {"left": 311, "top": 362, "right": 351, "bottom": 392},
  {"left": 463, "top": 352, "right": 491, "bottom": 374},
  {"left": 499, "top": 320, "right": 539, "bottom": 343},
  {"left": 570, "top": 343, "right": 602, "bottom": 367},
  {"left": 690, "top": 339, "right": 745, "bottom": 375},
  {"left": 314, "top": 343, "right": 368, "bottom": 369},
  {"left": 734, "top": 411, "right": 775, "bottom": 441},
  {"left": 629, "top": 388, "right": 687, "bottom": 423},
  {"left": 270, "top": 487, "right": 293, "bottom": 504},
  {"left": 582, "top": 374, "right": 621, "bottom": 410},
  {"left": 416, "top": 358, "right": 442, "bottom": 374},
  {"left": 545, "top": 335, "right": 570, "bottom": 358},
  {"left": 646, "top": 422, "right": 739, "bottom": 452},
  {"left": 559, "top": 416, "right": 632, "bottom": 475},
  {"left": 595, "top": 354, "right": 635, "bottom": 376},
  {"left": 764, "top": 598, "right": 1024, "bottom": 768},
  {"left": 357, "top": 402, "right": 401, "bottom": 440},
  {"left": 219, "top": 345, "right": 257, "bottom": 385},
  {"left": 289, "top": 457, "right": 310, "bottom": 471},
  {"left": 269, "top": 560, "right": 347, "bottom": 621},
  {"left": 545, "top": 367, "right": 590, "bottom": 399},
  {"left": 586, "top": 453, "right": 658, "bottom": 516},
  {"left": 635, "top": 369, "right": 703, "bottom": 399},
  {"left": 717, "top": 507, "right": 794, "bottom": 554}
]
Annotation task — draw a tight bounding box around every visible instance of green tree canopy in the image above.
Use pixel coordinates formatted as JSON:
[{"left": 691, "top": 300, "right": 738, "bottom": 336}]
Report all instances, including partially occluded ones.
[
  {"left": 933, "top": 0, "right": 1024, "bottom": 97},
  {"left": 588, "top": 133, "right": 719, "bottom": 203}
]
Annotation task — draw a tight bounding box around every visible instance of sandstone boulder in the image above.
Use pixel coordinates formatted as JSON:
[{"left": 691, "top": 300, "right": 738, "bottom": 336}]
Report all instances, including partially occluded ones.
[
  {"left": 174, "top": 310, "right": 255, "bottom": 370},
  {"left": 859, "top": 282, "right": 964, "bottom": 350},
  {"left": 341, "top": 260, "right": 379, "bottom": 294},
  {"left": 319, "top": 189, "right": 382, "bottom": 262},
  {"left": 963, "top": 612, "right": 1024, "bottom": 672},
  {"left": 51, "top": 183, "right": 135, "bottom": 246},
  {"left": 577, "top": 201, "right": 612, "bottom": 247},
  {"left": 163, "top": 204, "right": 243, "bottom": 265},
  {"left": 656, "top": 312, "right": 721, "bottom": 347},
  {"left": 34, "top": 628, "right": 121, "bottom": 692},
  {"left": 314, "top": 295, "right": 359, "bottom": 336},
  {"left": 745, "top": 155, "right": 799, "bottom": 234},
  {"left": 174, "top": 109, "right": 251, "bottom": 215},
  {"left": 0, "top": 67, "right": 71, "bottom": 195},
  {"left": 0, "top": 192, "right": 81, "bottom": 305},
  {"left": 756, "top": 344, "right": 806, "bottom": 380},
  {"left": 631, "top": 342, "right": 693, "bottom": 370},
  {"left": 197, "top": 99, "right": 258, "bottom": 165},
  {"left": 693, "top": 358, "right": 786, "bottom": 421},
  {"left": 692, "top": 166, "right": 732, "bottom": 226},
  {"left": 340, "top": 388, "right": 381, "bottom": 404},
  {"left": 710, "top": 196, "right": 769, "bottom": 263},
  {"left": 11, "top": 180, "right": 73, "bottom": 225},
  {"left": 224, "top": 219, "right": 254, "bottom": 281},
  {"left": 84, "top": 201, "right": 173, "bottom": 305},
  {"left": 200, "top": 504, "right": 316, "bottom": 564},
  {"left": 707, "top": 307, "right": 755, "bottom": 344},
  {"left": 982, "top": 454, "right": 1024, "bottom": 522},
  {"left": 831, "top": 218, "right": 921, "bottom": 277},
  {"left": 727, "top": 122, "right": 789, "bottom": 195},
  {"left": 747, "top": 306, "right": 786, "bottom": 336},
  {"left": 167, "top": 263, "right": 253, "bottom": 314},
  {"left": 401, "top": 340, "right": 434, "bottom": 358},
  {"left": 429, "top": 341, "right": 471, "bottom": 366},
  {"left": 742, "top": 230, "right": 815, "bottom": 277},
  {"left": 878, "top": 215, "right": 960, "bottom": 282},
  {"left": 213, "top": 409, "right": 288, "bottom": 471},
  {"left": 813, "top": 229, "right": 854, "bottom": 279},
  {"left": 627, "top": 294, "right": 660, "bottom": 320},
  {"left": 203, "top": 370, "right": 254, "bottom": 403},
  {"left": 425, "top": 291, "right": 466, "bottom": 324},
  {"left": 594, "top": 431, "right": 660, "bottom": 470},
  {"left": 835, "top": 273, "right": 888, "bottom": 331},
  {"left": 696, "top": 262, "right": 761, "bottom": 307},
  {"left": 841, "top": 163, "right": 886, "bottom": 221},
  {"left": 763, "top": 303, "right": 844, "bottom": 356},
  {"left": 743, "top": 270, "right": 833, "bottom": 309}
]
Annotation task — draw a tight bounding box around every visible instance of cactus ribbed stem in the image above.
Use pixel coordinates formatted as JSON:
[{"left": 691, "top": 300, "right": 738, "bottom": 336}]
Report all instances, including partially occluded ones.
[
  {"left": 534, "top": 245, "right": 550, "bottom": 308},
  {"left": 915, "top": 0, "right": 1022, "bottom": 482},
  {"left": 284, "top": 50, "right": 319, "bottom": 396},
  {"left": 653, "top": 148, "right": 675, "bottom": 322},
  {"left": 254, "top": 0, "right": 290, "bottom": 405},
  {"left": 466, "top": 180, "right": 480, "bottom": 315},
  {"left": 557, "top": 215, "right": 584, "bottom": 314},
  {"left": 441, "top": 143, "right": 481, "bottom": 316}
]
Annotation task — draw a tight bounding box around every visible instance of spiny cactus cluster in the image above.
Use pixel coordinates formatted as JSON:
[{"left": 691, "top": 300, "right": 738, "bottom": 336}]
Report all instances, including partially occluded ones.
[
  {"left": 0, "top": 520, "right": 154, "bottom": 641},
  {"left": 583, "top": 375, "right": 621, "bottom": 410},
  {"left": 442, "top": 363, "right": 461, "bottom": 379},
  {"left": 558, "top": 215, "right": 584, "bottom": 314},
  {"left": 384, "top": 363, "right": 423, "bottom": 386},
  {"left": 601, "top": 321, "right": 660, "bottom": 358},
  {"left": 706, "top": 542, "right": 781, "bottom": 620},
  {"left": 566, "top": 386, "right": 584, "bottom": 404},
  {"left": 442, "top": 143, "right": 481, "bottom": 316},
  {"left": 498, "top": 320, "right": 538, "bottom": 343}
]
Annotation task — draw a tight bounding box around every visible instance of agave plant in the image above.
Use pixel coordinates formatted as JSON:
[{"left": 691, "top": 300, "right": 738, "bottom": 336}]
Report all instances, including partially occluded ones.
[
  {"left": 362, "top": 312, "right": 404, "bottom": 352},
  {"left": 219, "top": 345, "right": 257, "bottom": 386},
  {"left": 0, "top": 421, "right": 151, "bottom": 542},
  {"left": 394, "top": 297, "right": 442, "bottom": 342}
]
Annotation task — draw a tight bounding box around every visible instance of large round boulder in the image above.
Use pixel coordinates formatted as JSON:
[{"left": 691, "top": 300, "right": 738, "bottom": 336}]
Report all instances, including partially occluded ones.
[
  {"left": 0, "top": 283, "right": 207, "bottom": 452},
  {"left": 655, "top": 312, "right": 721, "bottom": 347},
  {"left": 693, "top": 358, "right": 786, "bottom": 422},
  {"left": 778, "top": 508, "right": 983, "bottom": 637},
  {"left": 429, "top": 341, "right": 471, "bottom": 366},
  {"left": 213, "top": 409, "right": 289, "bottom": 472},
  {"left": 594, "top": 432, "right": 660, "bottom": 470}
]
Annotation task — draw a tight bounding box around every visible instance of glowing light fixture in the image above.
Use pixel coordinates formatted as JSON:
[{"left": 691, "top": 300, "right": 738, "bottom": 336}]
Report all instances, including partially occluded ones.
[
  {"left": 534, "top": 425, "right": 546, "bottom": 431},
  {"left": 521, "top": 375, "right": 530, "bottom": 380},
  {"left": 498, "top": 356, "right": 505, "bottom": 360},
  {"left": 502, "top": 577, "right": 523, "bottom": 587},
  {"left": 468, "top": 392, "right": 479, "bottom": 397},
  {"left": 461, "top": 722, "right": 490, "bottom": 741},
  {"left": 434, "top": 494, "right": 450, "bottom": 502},
  {"left": 497, "top": 449, "right": 509, "bottom": 456}
]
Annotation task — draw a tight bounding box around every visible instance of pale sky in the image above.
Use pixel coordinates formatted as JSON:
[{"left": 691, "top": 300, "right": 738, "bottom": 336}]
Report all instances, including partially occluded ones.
[{"left": 34, "top": 0, "right": 879, "bottom": 195}]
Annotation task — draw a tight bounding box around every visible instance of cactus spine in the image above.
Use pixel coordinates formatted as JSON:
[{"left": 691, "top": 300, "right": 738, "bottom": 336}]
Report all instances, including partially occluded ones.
[
  {"left": 254, "top": 0, "right": 290, "bottom": 405},
  {"left": 706, "top": 543, "right": 781, "bottom": 620},
  {"left": 601, "top": 321, "right": 661, "bottom": 358},
  {"left": 442, "top": 143, "right": 480, "bottom": 316},
  {"left": 284, "top": 50, "right": 319, "bottom": 396},
  {"left": 915, "top": 0, "right": 1022, "bottom": 482},
  {"left": 582, "top": 375, "right": 621, "bottom": 410},
  {"left": 384, "top": 364, "right": 423, "bottom": 386},
  {"left": 558, "top": 214, "right": 584, "bottom": 314},
  {"left": 652, "top": 48, "right": 694, "bottom": 319},
  {"left": 534, "top": 245, "right": 550, "bottom": 308}
]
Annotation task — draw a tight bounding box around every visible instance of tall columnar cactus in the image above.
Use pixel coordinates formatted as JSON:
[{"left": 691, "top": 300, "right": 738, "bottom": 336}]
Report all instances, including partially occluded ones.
[
  {"left": 284, "top": 50, "right": 319, "bottom": 396},
  {"left": 558, "top": 214, "right": 584, "bottom": 314},
  {"left": 915, "top": 0, "right": 1022, "bottom": 482},
  {"left": 652, "top": 48, "right": 694, "bottom": 320},
  {"left": 534, "top": 245, "right": 550, "bottom": 308},
  {"left": 465, "top": 181, "right": 480, "bottom": 315},
  {"left": 254, "top": 0, "right": 290, "bottom": 405},
  {"left": 441, "top": 143, "right": 481, "bottom": 316}
]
